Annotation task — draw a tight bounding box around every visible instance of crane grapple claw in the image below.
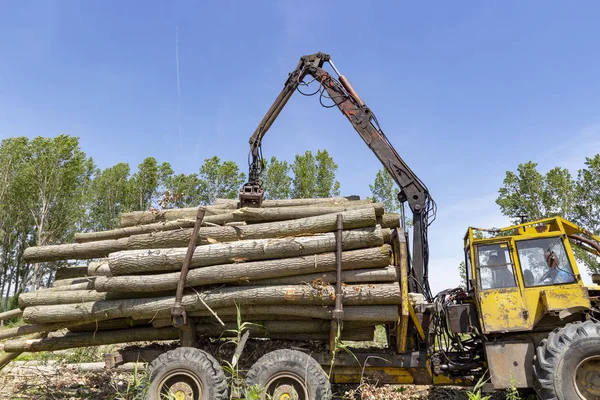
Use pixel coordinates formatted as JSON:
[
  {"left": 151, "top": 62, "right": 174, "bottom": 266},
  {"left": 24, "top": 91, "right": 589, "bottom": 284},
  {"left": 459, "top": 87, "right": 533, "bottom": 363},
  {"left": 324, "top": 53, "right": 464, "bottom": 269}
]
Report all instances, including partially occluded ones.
[{"left": 239, "top": 183, "right": 264, "bottom": 208}]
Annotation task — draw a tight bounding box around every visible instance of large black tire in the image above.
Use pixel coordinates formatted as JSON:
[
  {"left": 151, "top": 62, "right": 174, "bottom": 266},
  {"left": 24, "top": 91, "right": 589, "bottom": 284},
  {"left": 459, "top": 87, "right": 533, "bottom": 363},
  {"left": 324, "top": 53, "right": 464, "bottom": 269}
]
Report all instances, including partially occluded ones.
[
  {"left": 533, "top": 320, "right": 600, "bottom": 400},
  {"left": 245, "top": 349, "right": 332, "bottom": 400},
  {"left": 146, "top": 347, "right": 228, "bottom": 400}
]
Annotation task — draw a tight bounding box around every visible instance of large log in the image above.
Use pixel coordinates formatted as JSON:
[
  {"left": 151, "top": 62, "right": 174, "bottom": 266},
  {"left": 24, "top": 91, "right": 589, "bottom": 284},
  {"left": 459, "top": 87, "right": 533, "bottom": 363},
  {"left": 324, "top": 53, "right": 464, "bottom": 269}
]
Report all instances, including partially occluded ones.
[
  {"left": 109, "top": 226, "right": 387, "bottom": 275},
  {"left": 88, "top": 260, "right": 110, "bottom": 276},
  {"left": 74, "top": 219, "right": 197, "bottom": 243},
  {"left": 52, "top": 277, "right": 96, "bottom": 287},
  {"left": 24, "top": 238, "right": 129, "bottom": 263},
  {"left": 231, "top": 203, "right": 383, "bottom": 223},
  {"left": 18, "top": 289, "right": 173, "bottom": 308},
  {"left": 22, "top": 283, "right": 401, "bottom": 324},
  {"left": 23, "top": 208, "right": 378, "bottom": 263},
  {"left": 94, "top": 245, "right": 391, "bottom": 293},
  {"left": 248, "top": 265, "right": 398, "bottom": 286},
  {"left": 188, "top": 304, "right": 399, "bottom": 322},
  {"left": 378, "top": 213, "right": 401, "bottom": 229},
  {"left": 0, "top": 327, "right": 180, "bottom": 353},
  {"left": 214, "top": 197, "right": 354, "bottom": 208},
  {"left": 120, "top": 205, "right": 236, "bottom": 227},
  {"left": 0, "top": 333, "right": 44, "bottom": 371},
  {"left": 1, "top": 322, "right": 373, "bottom": 353},
  {"left": 0, "top": 319, "right": 101, "bottom": 340},
  {"left": 0, "top": 308, "right": 22, "bottom": 322},
  {"left": 126, "top": 208, "right": 377, "bottom": 249}
]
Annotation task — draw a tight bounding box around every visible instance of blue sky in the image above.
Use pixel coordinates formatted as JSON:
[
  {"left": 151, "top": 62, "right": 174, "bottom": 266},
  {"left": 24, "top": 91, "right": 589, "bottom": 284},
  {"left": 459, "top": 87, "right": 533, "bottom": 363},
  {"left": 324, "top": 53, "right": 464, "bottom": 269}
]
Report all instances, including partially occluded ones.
[{"left": 1, "top": 1, "right": 599, "bottom": 292}]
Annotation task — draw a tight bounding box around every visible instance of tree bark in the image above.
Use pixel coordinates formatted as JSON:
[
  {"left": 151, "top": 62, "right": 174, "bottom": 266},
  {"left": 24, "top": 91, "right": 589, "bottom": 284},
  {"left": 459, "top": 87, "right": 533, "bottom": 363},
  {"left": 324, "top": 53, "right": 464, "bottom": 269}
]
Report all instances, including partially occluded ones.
[
  {"left": 87, "top": 260, "right": 110, "bottom": 276},
  {"left": 126, "top": 208, "right": 376, "bottom": 249},
  {"left": 52, "top": 277, "right": 95, "bottom": 287},
  {"left": 93, "top": 245, "right": 391, "bottom": 293},
  {"left": 0, "top": 308, "right": 22, "bottom": 322},
  {"left": 23, "top": 209, "right": 378, "bottom": 263},
  {"left": 214, "top": 197, "right": 356, "bottom": 208},
  {"left": 378, "top": 213, "right": 401, "bottom": 229},
  {"left": 247, "top": 266, "right": 398, "bottom": 286},
  {"left": 22, "top": 283, "right": 401, "bottom": 324},
  {"left": 231, "top": 203, "right": 383, "bottom": 223},
  {"left": 0, "top": 322, "right": 374, "bottom": 353},
  {"left": 187, "top": 304, "right": 399, "bottom": 322},
  {"left": 0, "top": 333, "right": 44, "bottom": 371},
  {"left": 109, "top": 226, "right": 387, "bottom": 275},
  {"left": 43, "top": 281, "right": 95, "bottom": 291},
  {"left": 74, "top": 219, "right": 197, "bottom": 243},
  {"left": 120, "top": 205, "right": 236, "bottom": 227},
  {"left": 0, "top": 319, "right": 98, "bottom": 340},
  {"left": 0, "top": 327, "right": 180, "bottom": 353},
  {"left": 18, "top": 289, "right": 173, "bottom": 308},
  {"left": 24, "top": 238, "right": 129, "bottom": 263}
]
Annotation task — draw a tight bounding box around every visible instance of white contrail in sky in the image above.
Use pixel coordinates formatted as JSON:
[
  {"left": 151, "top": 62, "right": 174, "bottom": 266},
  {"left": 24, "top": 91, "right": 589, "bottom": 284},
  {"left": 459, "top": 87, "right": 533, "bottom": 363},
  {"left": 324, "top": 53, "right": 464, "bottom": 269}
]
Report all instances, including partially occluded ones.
[{"left": 175, "top": 26, "right": 183, "bottom": 147}]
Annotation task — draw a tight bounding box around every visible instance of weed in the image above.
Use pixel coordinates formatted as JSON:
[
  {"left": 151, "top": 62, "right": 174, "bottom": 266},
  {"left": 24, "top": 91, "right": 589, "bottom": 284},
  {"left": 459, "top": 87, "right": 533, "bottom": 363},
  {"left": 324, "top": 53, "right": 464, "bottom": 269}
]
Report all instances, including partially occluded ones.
[
  {"left": 109, "top": 361, "right": 150, "bottom": 400},
  {"left": 465, "top": 373, "right": 492, "bottom": 400},
  {"left": 219, "top": 303, "right": 265, "bottom": 399}
]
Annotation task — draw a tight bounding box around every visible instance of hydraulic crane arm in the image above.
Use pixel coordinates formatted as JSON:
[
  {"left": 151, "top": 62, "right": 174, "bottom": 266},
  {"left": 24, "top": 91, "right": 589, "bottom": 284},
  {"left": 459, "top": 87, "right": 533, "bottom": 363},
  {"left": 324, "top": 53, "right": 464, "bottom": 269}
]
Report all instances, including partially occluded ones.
[{"left": 240, "top": 52, "right": 436, "bottom": 299}]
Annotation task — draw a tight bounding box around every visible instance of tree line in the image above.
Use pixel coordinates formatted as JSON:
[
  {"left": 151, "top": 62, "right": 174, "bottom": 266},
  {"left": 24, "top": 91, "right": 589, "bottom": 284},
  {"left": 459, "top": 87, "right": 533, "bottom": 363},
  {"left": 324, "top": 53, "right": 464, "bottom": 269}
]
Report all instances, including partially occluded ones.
[
  {"left": 459, "top": 154, "right": 600, "bottom": 287},
  {"left": 0, "top": 134, "right": 399, "bottom": 312}
]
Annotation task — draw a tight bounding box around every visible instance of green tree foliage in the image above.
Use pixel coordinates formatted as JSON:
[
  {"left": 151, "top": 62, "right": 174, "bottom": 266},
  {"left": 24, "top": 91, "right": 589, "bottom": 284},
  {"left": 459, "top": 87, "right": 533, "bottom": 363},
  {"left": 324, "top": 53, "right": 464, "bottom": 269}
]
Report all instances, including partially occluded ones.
[
  {"left": 129, "top": 157, "right": 162, "bottom": 211},
  {"left": 369, "top": 169, "right": 401, "bottom": 213},
  {"left": 0, "top": 135, "right": 94, "bottom": 290},
  {"left": 262, "top": 156, "right": 292, "bottom": 200},
  {"left": 496, "top": 162, "right": 575, "bottom": 222},
  {"left": 573, "top": 155, "right": 600, "bottom": 272},
  {"left": 162, "top": 173, "right": 202, "bottom": 208},
  {"left": 496, "top": 158, "right": 600, "bottom": 273},
  {"left": 86, "top": 163, "right": 132, "bottom": 231},
  {"left": 458, "top": 261, "right": 467, "bottom": 289},
  {"left": 291, "top": 150, "right": 340, "bottom": 198},
  {"left": 198, "top": 156, "right": 246, "bottom": 204}
]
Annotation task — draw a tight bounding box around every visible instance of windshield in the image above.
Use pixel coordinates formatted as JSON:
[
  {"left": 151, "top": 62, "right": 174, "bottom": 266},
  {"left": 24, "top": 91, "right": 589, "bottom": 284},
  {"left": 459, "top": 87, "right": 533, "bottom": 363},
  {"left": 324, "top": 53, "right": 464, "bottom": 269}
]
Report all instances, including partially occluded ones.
[
  {"left": 515, "top": 237, "right": 576, "bottom": 287},
  {"left": 476, "top": 243, "right": 516, "bottom": 290}
]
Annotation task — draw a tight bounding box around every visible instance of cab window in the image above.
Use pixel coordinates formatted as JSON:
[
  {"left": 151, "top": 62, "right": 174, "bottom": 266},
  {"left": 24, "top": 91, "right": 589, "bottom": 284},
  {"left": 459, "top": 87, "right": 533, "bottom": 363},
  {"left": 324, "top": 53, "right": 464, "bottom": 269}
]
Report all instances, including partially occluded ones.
[
  {"left": 515, "top": 237, "right": 576, "bottom": 287},
  {"left": 476, "top": 243, "right": 516, "bottom": 290}
]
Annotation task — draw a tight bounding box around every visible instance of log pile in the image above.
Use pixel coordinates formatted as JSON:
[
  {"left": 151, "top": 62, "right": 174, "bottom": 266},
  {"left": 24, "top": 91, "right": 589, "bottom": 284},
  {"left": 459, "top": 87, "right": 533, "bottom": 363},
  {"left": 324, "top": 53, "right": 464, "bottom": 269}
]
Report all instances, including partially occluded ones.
[{"left": 1, "top": 197, "right": 403, "bottom": 355}]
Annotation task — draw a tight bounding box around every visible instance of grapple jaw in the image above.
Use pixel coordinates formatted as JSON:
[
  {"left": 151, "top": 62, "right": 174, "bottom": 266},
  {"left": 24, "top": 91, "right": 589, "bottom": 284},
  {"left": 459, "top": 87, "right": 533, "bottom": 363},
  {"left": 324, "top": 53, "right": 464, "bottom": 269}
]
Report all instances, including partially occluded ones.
[{"left": 239, "top": 183, "right": 264, "bottom": 208}]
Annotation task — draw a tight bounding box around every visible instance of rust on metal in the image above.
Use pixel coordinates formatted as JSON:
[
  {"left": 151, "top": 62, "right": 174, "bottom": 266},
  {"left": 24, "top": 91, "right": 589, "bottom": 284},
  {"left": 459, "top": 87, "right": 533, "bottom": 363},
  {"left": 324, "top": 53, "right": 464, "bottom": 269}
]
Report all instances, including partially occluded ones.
[
  {"left": 171, "top": 207, "right": 206, "bottom": 328},
  {"left": 483, "top": 340, "right": 534, "bottom": 389}
]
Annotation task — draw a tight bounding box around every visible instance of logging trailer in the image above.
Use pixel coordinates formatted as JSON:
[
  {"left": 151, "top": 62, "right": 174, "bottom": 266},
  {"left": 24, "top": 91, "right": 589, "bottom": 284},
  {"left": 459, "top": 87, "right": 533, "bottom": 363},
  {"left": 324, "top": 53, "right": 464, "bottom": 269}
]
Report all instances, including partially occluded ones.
[{"left": 111, "top": 53, "right": 600, "bottom": 399}]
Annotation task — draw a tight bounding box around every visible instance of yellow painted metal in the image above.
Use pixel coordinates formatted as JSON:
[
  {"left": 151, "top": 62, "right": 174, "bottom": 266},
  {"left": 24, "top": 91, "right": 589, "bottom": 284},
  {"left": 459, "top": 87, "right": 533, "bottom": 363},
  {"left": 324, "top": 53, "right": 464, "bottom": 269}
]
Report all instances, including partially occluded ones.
[
  {"left": 464, "top": 217, "right": 594, "bottom": 334},
  {"left": 478, "top": 287, "right": 531, "bottom": 332},
  {"left": 408, "top": 301, "right": 426, "bottom": 341},
  {"left": 396, "top": 231, "right": 409, "bottom": 353},
  {"left": 333, "top": 366, "right": 415, "bottom": 384},
  {"left": 432, "top": 374, "right": 474, "bottom": 386}
]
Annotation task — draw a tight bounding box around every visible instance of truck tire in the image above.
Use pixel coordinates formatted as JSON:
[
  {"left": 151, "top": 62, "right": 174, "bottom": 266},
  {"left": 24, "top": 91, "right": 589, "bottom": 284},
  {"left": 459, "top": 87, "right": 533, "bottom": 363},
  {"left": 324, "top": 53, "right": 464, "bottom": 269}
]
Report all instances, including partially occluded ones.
[
  {"left": 533, "top": 320, "right": 600, "bottom": 400},
  {"left": 146, "top": 347, "right": 228, "bottom": 400},
  {"left": 245, "top": 349, "right": 332, "bottom": 400}
]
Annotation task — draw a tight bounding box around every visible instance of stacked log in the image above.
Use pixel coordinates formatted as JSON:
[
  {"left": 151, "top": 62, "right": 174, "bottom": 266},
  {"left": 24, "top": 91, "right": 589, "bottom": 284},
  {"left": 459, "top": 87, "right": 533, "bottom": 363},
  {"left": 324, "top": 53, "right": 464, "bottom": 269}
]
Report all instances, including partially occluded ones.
[{"left": 0, "top": 197, "right": 403, "bottom": 355}]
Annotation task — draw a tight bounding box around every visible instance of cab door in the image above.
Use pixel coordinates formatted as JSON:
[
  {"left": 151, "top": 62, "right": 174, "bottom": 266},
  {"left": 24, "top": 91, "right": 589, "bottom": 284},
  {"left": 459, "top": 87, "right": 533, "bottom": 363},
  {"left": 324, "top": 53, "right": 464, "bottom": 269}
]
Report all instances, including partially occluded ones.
[{"left": 473, "top": 241, "right": 532, "bottom": 333}]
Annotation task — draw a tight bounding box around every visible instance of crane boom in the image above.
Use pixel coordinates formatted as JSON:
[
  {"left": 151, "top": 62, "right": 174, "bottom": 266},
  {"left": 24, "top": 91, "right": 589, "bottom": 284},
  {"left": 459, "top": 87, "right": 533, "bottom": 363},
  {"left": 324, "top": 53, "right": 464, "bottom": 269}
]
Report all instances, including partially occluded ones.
[{"left": 240, "top": 52, "right": 435, "bottom": 299}]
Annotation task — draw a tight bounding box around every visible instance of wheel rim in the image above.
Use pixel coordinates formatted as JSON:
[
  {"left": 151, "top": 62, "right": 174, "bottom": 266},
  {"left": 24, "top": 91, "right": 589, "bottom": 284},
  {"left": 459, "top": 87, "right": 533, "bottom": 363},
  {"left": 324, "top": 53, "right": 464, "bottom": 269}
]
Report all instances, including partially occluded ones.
[
  {"left": 264, "top": 371, "right": 309, "bottom": 400},
  {"left": 574, "top": 355, "right": 600, "bottom": 399},
  {"left": 157, "top": 369, "right": 203, "bottom": 400}
]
